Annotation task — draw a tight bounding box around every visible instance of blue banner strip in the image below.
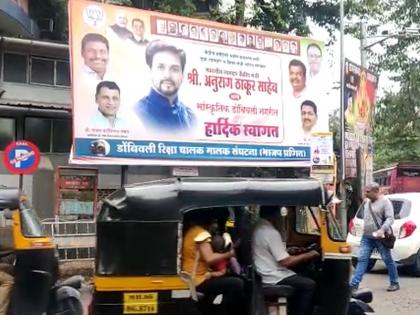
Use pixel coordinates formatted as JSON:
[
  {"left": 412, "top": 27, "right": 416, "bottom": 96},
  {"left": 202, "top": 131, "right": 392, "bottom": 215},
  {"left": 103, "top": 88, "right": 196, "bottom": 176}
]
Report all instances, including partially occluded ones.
[{"left": 74, "top": 138, "right": 311, "bottom": 162}]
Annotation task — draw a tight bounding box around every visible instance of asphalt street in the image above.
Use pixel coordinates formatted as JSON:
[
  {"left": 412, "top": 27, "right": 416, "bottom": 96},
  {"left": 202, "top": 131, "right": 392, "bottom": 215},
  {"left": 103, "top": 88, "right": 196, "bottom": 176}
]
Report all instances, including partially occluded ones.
[{"left": 359, "top": 262, "right": 420, "bottom": 315}]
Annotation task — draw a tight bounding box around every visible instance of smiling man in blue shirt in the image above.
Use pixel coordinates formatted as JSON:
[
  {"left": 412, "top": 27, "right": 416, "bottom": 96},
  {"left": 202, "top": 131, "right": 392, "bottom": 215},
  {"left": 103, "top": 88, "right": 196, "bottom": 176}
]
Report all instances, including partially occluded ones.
[{"left": 134, "top": 40, "right": 197, "bottom": 135}]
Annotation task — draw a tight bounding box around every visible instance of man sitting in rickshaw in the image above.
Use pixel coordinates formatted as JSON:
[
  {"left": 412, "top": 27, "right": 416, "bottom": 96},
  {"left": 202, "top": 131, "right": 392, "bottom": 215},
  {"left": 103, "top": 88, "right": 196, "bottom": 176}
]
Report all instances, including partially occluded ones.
[
  {"left": 252, "top": 205, "right": 320, "bottom": 315},
  {"left": 182, "top": 208, "right": 245, "bottom": 315}
]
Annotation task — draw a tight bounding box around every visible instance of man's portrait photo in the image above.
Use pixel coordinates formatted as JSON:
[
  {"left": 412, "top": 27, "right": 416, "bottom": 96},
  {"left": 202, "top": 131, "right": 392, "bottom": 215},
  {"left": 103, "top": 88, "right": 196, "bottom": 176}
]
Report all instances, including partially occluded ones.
[
  {"left": 179, "top": 23, "right": 189, "bottom": 37},
  {"left": 131, "top": 18, "right": 148, "bottom": 45},
  {"left": 190, "top": 25, "right": 199, "bottom": 39},
  {"left": 289, "top": 59, "right": 307, "bottom": 99},
  {"left": 89, "top": 81, "right": 126, "bottom": 129},
  {"left": 273, "top": 39, "right": 281, "bottom": 52},
  {"left": 209, "top": 28, "right": 218, "bottom": 42},
  {"left": 81, "top": 33, "right": 110, "bottom": 85},
  {"left": 282, "top": 40, "right": 290, "bottom": 53},
  {"left": 300, "top": 100, "right": 318, "bottom": 143},
  {"left": 307, "top": 43, "right": 323, "bottom": 80},
  {"left": 168, "top": 21, "right": 178, "bottom": 35},
  {"left": 264, "top": 37, "right": 273, "bottom": 50},
  {"left": 247, "top": 35, "right": 255, "bottom": 48},
  {"left": 199, "top": 26, "right": 209, "bottom": 41},
  {"left": 237, "top": 33, "right": 246, "bottom": 47},
  {"left": 134, "top": 40, "right": 197, "bottom": 134},
  {"left": 290, "top": 41, "right": 298, "bottom": 54},
  {"left": 108, "top": 10, "right": 133, "bottom": 40},
  {"left": 256, "top": 36, "right": 264, "bottom": 49},
  {"left": 228, "top": 32, "right": 237, "bottom": 45}
]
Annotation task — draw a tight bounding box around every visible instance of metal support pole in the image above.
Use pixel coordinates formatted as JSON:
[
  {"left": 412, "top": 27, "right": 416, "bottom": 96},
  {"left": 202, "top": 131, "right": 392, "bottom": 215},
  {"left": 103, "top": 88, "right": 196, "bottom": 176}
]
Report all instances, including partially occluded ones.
[
  {"left": 121, "top": 165, "right": 128, "bottom": 187},
  {"left": 360, "top": 22, "right": 368, "bottom": 68},
  {"left": 339, "top": 0, "right": 347, "bottom": 231}
]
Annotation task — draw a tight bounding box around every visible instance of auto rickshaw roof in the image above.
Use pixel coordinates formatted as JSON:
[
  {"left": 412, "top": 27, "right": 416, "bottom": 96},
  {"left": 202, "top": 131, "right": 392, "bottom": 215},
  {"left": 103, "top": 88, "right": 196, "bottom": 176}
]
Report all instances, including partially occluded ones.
[
  {"left": 98, "top": 177, "right": 327, "bottom": 221},
  {"left": 0, "top": 188, "right": 21, "bottom": 210}
]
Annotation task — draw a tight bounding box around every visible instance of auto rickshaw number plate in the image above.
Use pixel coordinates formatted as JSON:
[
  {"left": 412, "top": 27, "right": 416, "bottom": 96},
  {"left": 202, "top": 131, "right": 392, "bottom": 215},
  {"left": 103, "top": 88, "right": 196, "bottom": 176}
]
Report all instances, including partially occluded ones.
[{"left": 123, "top": 292, "right": 158, "bottom": 314}]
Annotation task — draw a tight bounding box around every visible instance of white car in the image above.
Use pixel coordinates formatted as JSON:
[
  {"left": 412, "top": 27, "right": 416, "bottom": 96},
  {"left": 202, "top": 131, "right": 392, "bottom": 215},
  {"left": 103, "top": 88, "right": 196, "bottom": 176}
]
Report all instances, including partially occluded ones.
[{"left": 347, "top": 193, "right": 420, "bottom": 275}]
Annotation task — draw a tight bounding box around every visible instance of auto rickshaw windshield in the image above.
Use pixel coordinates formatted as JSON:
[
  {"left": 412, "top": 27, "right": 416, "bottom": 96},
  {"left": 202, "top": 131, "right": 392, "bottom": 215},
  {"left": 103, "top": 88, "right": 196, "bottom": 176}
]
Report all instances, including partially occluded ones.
[{"left": 20, "top": 208, "right": 46, "bottom": 237}]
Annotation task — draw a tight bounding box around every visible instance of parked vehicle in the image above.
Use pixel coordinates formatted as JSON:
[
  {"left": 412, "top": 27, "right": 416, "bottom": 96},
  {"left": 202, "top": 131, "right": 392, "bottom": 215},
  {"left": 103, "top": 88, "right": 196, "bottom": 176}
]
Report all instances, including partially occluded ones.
[
  {"left": 0, "top": 188, "right": 84, "bottom": 315},
  {"left": 91, "top": 177, "right": 373, "bottom": 315},
  {"left": 373, "top": 161, "right": 420, "bottom": 194},
  {"left": 347, "top": 192, "right": 420, "bottom": 275}
]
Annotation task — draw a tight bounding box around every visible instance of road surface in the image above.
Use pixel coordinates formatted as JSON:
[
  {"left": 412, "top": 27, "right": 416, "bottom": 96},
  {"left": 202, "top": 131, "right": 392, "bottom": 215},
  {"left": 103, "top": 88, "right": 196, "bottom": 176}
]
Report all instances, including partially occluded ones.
[{"left": 360, "top": 262, "right": 420, "bottom": 315}]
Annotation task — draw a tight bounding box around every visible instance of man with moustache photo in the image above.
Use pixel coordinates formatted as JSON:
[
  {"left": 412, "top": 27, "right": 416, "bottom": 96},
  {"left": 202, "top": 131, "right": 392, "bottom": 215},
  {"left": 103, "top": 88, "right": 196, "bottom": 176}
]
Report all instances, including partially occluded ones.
[
  {"left": 299, "top": 100, "right": 318, "bottom": 144},
  {"left": 134, "top": 40, "right": 196, "bottom": 134},
  {"left": 284, "top": 59, "right": 315, "bottom": 141},
  {"left": 80, "top": 33, "right": 110, "bottom": 86}
]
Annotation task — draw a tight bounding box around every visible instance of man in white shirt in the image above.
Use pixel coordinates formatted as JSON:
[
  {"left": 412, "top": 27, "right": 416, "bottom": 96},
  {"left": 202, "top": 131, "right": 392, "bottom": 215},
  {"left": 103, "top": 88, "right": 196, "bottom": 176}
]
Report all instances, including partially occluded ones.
[
  {"left": 252, "top": 205, "right": 319, "bottom": 315},
  {"left": 81, "top": 33, "right": 110, "bottom": 86},
  {"left": 298, "top": 100, "right": 318, "bottom": 144},
  {"left": 89, "top": 81, "right": 126, "bottom": 129},
  {"left": 307, "top": 43, "right": 323, "bottom": 81},
  {"left": 283, "top": 59, "right": 313, "bottom": 142}
]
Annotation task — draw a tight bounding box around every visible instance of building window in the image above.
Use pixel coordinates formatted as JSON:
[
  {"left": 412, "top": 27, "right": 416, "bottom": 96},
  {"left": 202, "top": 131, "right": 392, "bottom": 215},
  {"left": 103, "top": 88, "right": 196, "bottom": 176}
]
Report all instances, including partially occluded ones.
[
  {"left": 0, "top": 118, "right": 16, "bottom": 150},
  {"left": 56, "top": 61, "right": 70, "bottom": 86},
  {"left": 24, "top": 117, "right": 71, "bottom": 153},
  {"left": 1, "top": 52, "right": 70, "bottom": 87},
  {"left": 3, "top": 53, "right": 28, "bottom": 83},
  {"left": 52, "top": 119, "right": 72, "bottom": 152},
  {"left": 25, "top": 117, "right": 52, "bottom": 152},
  {"left": 31, "top": 57, "right": 54, "bottom": 85}
]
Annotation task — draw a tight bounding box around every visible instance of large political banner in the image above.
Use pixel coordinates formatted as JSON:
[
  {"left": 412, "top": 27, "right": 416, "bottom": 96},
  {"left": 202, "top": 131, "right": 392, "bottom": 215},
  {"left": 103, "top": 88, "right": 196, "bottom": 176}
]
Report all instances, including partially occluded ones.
[
  {"left": 69, "top": 0, "right": 332, "bottom": 166},
  {"left": 344, "top": 59, "right": 378, "bottom": 184}
]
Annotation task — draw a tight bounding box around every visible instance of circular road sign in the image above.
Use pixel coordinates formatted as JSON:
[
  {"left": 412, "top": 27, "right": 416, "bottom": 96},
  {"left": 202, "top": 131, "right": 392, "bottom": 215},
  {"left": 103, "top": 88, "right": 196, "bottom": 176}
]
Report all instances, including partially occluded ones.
[{"left": 2, "top": 140, "right": 41, "bottom": 174}]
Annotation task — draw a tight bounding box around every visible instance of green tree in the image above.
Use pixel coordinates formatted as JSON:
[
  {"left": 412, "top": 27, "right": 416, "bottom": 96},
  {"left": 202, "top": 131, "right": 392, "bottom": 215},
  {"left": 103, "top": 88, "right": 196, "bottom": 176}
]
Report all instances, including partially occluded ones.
[
  {"left": 31, "top": 0, "right": 380, "bottom": 42},
  {"left": 363, "top": 0, "right": 420, "bottom": 168},
  {"left": 373, "top": 66, "right": 420, "bottom": 168}
]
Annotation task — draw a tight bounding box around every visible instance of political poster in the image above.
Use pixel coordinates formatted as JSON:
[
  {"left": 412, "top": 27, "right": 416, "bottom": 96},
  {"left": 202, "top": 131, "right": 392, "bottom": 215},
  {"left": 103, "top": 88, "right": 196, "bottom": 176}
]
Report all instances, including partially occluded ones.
[
  {"left": 344, "top": 59, "right": 378, "bottom": 184},
  {"left": 68, "top": 0, "right": 332, "bottom": 166}
]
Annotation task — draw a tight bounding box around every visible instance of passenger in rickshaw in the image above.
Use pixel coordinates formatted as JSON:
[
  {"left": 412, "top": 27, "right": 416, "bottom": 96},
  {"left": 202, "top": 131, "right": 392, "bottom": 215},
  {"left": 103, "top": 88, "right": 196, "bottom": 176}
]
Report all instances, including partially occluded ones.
[
  {"left": 0, "top": 241, "right": 14, "bottom": 315},
  {"left": 182, "top": 208, "right": 245, "bottom": 315},
  {"left": 252, "top": 205, "right": 320, "bottom": 315}
]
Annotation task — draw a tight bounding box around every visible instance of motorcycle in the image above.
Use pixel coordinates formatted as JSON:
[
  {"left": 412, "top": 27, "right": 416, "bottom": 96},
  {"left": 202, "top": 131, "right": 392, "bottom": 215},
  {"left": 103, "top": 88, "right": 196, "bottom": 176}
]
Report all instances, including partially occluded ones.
[{"left": 348, "top": 288, "right": 374, "bottom": 315}]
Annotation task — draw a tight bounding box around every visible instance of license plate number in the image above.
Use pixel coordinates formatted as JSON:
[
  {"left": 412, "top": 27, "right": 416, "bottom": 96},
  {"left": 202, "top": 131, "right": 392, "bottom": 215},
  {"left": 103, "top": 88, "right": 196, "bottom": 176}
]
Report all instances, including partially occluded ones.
[{"left": 123, "top": 292, "right": 158, "bottom": 314}]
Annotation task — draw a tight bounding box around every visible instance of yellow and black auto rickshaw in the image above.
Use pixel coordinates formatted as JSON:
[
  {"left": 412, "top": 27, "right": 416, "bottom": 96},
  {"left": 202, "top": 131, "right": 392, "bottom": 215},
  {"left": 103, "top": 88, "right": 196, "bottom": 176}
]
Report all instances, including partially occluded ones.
[
  {"left": 92, "top": 177, "right": 372, "bottom": 315},
  {"left": 0, "top": 188, "right": 83, "bottom": 315}
]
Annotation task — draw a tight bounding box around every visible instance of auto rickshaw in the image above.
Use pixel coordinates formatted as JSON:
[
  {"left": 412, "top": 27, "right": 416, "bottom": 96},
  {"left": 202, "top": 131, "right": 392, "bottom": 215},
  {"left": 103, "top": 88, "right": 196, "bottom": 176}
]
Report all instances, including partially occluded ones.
[
  {"left": 92, "top": 177, "right": 370, "bottom": 315},
  {"left": 0, "top": 188, "right": 83, "bottom": 315}
]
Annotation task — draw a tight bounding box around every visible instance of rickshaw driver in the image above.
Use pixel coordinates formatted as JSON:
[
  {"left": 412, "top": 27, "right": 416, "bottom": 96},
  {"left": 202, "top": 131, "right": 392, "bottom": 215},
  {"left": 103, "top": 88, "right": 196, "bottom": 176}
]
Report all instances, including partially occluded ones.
[
  {"left": 253, "top": 206, "right": 320, "bottom": 315},
  {"left": 182, "top": 209, "right": 245, "bottom": 315}
]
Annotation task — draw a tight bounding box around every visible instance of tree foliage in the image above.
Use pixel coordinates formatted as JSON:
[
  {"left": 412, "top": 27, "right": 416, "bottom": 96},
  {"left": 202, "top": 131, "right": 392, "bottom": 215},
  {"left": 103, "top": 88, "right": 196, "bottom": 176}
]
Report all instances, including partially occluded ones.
[
  {"left": 30, "top": 0, "right": 379, "bottom": 41},
  {"left": 373, "top": 66, "right": 420, "bottom": 168},
  {"left": 366, "top": 0, "right": 420, "bottom": 168}
]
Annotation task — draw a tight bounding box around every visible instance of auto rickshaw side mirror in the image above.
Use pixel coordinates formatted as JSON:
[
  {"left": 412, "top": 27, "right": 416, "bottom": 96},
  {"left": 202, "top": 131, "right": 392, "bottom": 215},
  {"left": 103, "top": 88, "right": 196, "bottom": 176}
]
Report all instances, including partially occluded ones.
[{"left": 3, "top": 208, "right": 13, "bottom": 220}]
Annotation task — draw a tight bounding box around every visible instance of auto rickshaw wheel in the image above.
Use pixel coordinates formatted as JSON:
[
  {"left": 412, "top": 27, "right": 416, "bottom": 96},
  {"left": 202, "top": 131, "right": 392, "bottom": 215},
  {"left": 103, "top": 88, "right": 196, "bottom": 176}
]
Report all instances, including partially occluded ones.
[{"left": 351, "top": 258, "right": 376, "bottom": 272}]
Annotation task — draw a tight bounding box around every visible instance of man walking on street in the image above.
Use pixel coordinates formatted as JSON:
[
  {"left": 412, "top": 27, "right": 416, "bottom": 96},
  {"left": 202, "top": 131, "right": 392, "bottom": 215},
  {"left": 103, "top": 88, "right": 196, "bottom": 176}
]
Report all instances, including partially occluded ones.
[{"left": 350, "top": 182, "right": 400, "bottom": 292}]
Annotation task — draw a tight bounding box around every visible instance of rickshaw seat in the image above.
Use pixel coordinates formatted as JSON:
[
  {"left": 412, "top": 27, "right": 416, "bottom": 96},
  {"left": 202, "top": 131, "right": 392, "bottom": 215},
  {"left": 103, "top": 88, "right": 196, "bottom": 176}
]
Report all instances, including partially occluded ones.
[{"left": 262, "top": 284, "right": 295, "bottom": 299}]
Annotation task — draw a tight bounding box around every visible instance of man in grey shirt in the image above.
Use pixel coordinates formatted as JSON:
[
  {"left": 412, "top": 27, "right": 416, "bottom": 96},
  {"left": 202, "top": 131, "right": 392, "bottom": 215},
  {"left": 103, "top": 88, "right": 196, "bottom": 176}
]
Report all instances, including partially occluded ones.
[
  {"left": 253, "top": 206, "right": 320, "bottom": 315},
  {"left": 350, "top": 182, "right": 400, "bottom": 292}
]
